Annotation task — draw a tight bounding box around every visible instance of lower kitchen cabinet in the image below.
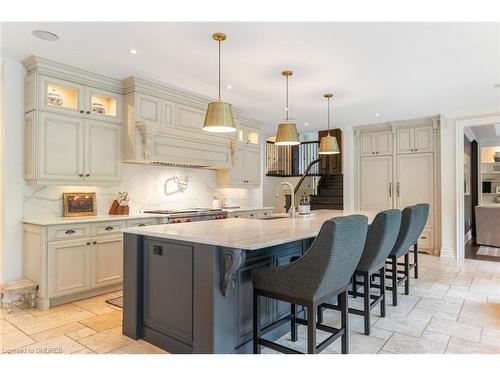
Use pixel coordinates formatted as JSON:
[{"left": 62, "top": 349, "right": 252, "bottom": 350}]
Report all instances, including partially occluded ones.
[
  {"left": 48, "top": 239, "right": 91, "bottom": 298},
  {"left": 91, "top": 235, "right": 123, "bottom": 287},
  {"left": 23, "top": 217, "right": 161, "bottom": 309}
]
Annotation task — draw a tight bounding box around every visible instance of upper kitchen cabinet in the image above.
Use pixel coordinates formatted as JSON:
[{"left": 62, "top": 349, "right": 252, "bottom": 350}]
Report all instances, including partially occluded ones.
[
  {"left": 238, "top": 124, "right": 260, "bottom": 147},
  {"left": 396, "top": 126, "right": 433, "bottom": 154},
  {"left": 359, "top": 131, "right": 392, "bottom": 157},
  {"left": 22, "top": 56, "right": 123, "bottom": 185}
]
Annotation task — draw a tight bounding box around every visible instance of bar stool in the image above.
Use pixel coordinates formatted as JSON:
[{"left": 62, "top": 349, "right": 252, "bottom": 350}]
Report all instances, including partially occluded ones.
[
  {"left": 317, "top": 209, "right": 401, "bottom": 335},
  {"left": 408, "top": 203, "right": 430, "bottom": 279},
  {"left": 385, "top": 205, "right": 422, "bottom": 306},
  {"left": 252, "top": 215, "right": 368, "bottom": 354}
]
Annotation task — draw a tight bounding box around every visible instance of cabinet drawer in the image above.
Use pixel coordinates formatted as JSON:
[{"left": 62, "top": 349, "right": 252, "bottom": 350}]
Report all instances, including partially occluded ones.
[
  {"left": 91, "top": 221, "right": 126, "bottom": 236},
  {"left": 127, "top": 218, "right": 160, "bottom": 228},
  {"left": 418, "top": 228, "right": 434, "bottom": 249},
  {"left": 48, "top": 223, "right": 91, "bottom": 241}
]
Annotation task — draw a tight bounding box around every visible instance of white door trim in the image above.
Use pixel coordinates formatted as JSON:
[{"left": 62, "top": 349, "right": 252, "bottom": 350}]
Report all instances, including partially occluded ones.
[{"left": 455, "top": 113, "right": 500, "bottom": 260}]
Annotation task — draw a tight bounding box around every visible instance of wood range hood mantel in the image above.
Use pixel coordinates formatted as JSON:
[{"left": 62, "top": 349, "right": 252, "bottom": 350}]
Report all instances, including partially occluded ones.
[{"left": 135, "top": 121, "right": 233, "bottom": 169}]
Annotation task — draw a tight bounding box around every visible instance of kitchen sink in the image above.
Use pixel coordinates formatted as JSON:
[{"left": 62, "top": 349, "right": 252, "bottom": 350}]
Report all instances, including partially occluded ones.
[{"left": 258, "top": 213, "right": 290, "bottom": 220}]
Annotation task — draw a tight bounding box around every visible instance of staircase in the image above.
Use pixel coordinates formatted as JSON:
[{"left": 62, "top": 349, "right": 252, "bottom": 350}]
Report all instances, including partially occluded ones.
[{"left": 310, "top": 174, "right": 344, "bottom": 210}]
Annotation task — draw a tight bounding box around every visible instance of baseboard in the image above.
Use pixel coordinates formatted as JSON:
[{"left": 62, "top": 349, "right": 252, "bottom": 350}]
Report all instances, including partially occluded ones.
[{"left": 439, "top": 247, "right": 455, "bottom": 259}]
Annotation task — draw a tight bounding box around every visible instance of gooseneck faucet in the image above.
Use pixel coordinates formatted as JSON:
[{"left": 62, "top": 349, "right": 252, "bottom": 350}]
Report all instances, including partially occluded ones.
[{"left": 276, "top": 182, "right": 296, "bottom": 218}]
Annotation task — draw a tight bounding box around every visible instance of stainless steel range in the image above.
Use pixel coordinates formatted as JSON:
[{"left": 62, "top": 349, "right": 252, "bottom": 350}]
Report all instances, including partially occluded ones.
[{"left": 142, "top": 208, "right": 228, "bottom": 224}]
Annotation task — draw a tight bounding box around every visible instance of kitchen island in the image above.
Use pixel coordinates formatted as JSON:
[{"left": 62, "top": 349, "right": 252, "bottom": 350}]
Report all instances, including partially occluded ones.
[{"left": 122, "top": 210, "right": 376, "bottom": 354}]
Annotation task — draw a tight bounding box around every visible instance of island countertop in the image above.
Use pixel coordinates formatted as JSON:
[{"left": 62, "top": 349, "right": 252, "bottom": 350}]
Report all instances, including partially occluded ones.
[{"left": 122, "top": 209, "right": 377, "bottom": 250}]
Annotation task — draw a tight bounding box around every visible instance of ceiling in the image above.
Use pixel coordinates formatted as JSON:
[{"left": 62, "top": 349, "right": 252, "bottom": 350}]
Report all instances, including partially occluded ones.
[
  {"left": 468, "top": 124, "right": 500, "bottom": 143},
  {"left": 2, "top": 22, "right": 500, "bottom": 135}
]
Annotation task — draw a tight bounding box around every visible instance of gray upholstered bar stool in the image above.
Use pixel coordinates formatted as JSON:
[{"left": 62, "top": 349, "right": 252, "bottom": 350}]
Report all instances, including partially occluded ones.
[
  {"left": 252, "top": 215, "right": 368, "bottom": 354},
  {"left": 408, "top": 203, "right": 430, "bottom": 278},
  {"left": 385, "top": 205, "right": 422, "bottom": 306},
  {"left": 317, "top": 209, "right": 402, "bottom": 335}
]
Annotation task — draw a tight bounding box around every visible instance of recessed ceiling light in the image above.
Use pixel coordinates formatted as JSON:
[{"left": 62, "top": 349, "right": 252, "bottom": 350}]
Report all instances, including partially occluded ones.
[
  {"left": 375, "top": 113, "right": 380, "bottom": 117},
  {"left": 129, "top": 49, "right": 138, "bottom": 54},
  {"left": 226, "top": 85, "right": 232, "bottom": 90},
  {"left": 305, "top": 123, "right": 309, "bottom": 126},
  {"left": 32, "top": 30, "right": 59, "bottom": 42}
]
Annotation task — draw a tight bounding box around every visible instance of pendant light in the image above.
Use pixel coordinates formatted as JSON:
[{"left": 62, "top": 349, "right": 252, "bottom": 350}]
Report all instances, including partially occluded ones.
[
  {"left": 203, "top": 33, "right": 236, "bottom": 133},
  {"left": 274, "top": 70, "right": 300, "bottom": 146},
  {"left": 318, "top": 93, "right": 340, "bottom": 155}
]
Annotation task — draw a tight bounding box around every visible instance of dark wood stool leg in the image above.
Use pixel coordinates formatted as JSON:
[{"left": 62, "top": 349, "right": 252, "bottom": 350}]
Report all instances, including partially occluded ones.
[
  {"left": 307, "top": 303, "right": 317, "bottom": 354},
  {"left": 363, "top": 271, "right": 371, "bottom": 335},
  {"left": 253, "top": 290, "right": 261, "bottom": 354},
  {"left": 380, "top": 266, "right": 386, "bottom": 318},
  {"left": 317, "top": 304, "right": 323, "bottom": 324},
  {"left": 352, "top": 274, "right": 357, "bottom": 298},
  {"left": 291, "top": 303, "right": 298, "bottom": 342},
  {"left": 340, "top": 290, "right": 349, "bottom": 354},
  {"left": 404, "top": 253, "right": 410, "bottom": 295},
  {"left": 391, "top": 256, "right": 398, "bottom": 306},
  {"left": 413, "top": 243, "right": 419, "bottom": 279}
]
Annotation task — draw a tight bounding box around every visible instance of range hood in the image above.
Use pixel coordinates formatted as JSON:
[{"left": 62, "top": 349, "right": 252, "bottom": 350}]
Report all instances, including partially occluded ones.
[{"left": 129, "top": 121, "right": 234, "bottom": 169}]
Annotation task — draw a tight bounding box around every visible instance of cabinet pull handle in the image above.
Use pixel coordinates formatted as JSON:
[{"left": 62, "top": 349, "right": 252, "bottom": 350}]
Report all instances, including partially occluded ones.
[
  {"left": 397, "top": 182, "right": 400, "bottom": 197},
  {"left": 104, "top": 226, "right": 114, "bottom": 231},
  {"left": 65, "top": 229, "right": 76, "bottom": 235},
  {"left": 86, "top": 241, "right": 91, "bottom": 246},
  {"left": 389, "top": 182, "right": 392, "bottom": 198},
  {"left": 138, "top": 224, "right": 146, "bottom": 227}
]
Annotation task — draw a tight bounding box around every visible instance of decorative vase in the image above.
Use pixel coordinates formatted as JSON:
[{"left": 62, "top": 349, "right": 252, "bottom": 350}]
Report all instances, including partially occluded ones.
[{"left": 299, "top": 204, "right": 311, "bottom": 215}]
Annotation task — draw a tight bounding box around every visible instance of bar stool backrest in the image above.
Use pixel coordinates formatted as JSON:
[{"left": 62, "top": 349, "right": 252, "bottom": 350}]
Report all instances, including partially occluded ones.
[
  {"left": 298, "top": 215, "right": 368, "bottom": 300},
  {"left": 414, "top": 203, "right": 430, "bottom": 245},
  {"left": 356, "top": 209, "right": 402, "bottom": 272},
  {"left": 390, "top": 205, "right": 422, "bottom": 258}
]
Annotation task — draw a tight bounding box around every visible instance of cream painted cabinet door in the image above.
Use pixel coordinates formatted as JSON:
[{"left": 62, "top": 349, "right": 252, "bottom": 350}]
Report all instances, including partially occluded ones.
[
  {"left": 414, "top": 127, "right": 433, "bottom": 153},
  {"left": 359, "top": 133, "right": 375, "bottom": 157},
  {"left": 85, "top": 87, "right": 122, "bottom": 124},
  {"left": 244, "top": 146, "right": 261, "bottom": 185},
  {"left": 38, "top": 112, "right": 85, "bottom": 183},
  {"left": 136, "top": 93, "right": 162, "bottom": 124},
  {"left": 48, "top": 239, "right": 91, "bottom": 298},
  {"left": 375, "top": 131, "right": 393, "bottom": 155},
  {"left": 396, "top": 153, "right": 434, "bottom": 209},
  {"left": 38, "top": 75, "right": 85, "bottom": 116},
  {"left": 91, "top": 236, "right": 123, "bottom": 288},
  {"left": 84, "top": 120, "right": 122, "bottom": 183},
  {"left": 228, "top": 146, "right": 245, "bottom": 184},
  {"left": 360, "top": 156, "right": 393, "bottom": 211},
  {"left": 396, "top": 128, "right": 414, "bottom": 154}
]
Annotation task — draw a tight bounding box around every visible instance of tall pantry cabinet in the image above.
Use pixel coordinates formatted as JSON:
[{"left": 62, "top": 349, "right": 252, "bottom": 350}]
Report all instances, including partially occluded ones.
[{"left": 356, "top": 118, "right": 440, "bottom": 254}]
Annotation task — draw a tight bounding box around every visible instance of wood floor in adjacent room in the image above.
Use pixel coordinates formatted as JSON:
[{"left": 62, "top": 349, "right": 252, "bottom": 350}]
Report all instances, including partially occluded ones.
[{"left": 2, "top": 254, "right": 500, "bottom": 354}]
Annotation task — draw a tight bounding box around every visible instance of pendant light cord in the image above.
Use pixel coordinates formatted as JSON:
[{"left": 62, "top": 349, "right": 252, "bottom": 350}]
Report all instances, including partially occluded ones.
[
  {"left": 285, "top": 75, "right": 289, "bottom": 121},
  {"left": 218, "top": 40, "right": 221, "bottom": 101},
  {"left": 327, "top": 95, "right": 330, "bottom": 134}
]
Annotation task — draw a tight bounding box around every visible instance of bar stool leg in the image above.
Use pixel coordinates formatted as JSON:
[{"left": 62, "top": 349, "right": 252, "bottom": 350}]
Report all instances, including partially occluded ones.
[
  {"left": 340, "top": 290, "right": 349, "bottom": 354},
  {"left": 380, "top": 266, "right": 386, "bottom": 318},
  {"left": 391, "top": 257, "right": 398, "bottom": 306},
  {"left": 291, "top": 303, "right": 298, "bottom": 342},
  {"left": 253, "top": 290, "right": 261, "bottom": 354},
  {"left": 307, "top": 303, "right": 317, "bottom": 354},
  {"left": 317, "top": 304, "right": 323, "bottom": 324},
  {"left": 404, "top": 253, "right": 410, "bottom": 295},
  {"left": 413, "top": 243, "right": 419, "bottom": 279},
  {"left": 352, "top": 274, "right": 357, "bottom": 298},
  {"left": 363, "top": 272, "right": 371, "bottom": 335}
]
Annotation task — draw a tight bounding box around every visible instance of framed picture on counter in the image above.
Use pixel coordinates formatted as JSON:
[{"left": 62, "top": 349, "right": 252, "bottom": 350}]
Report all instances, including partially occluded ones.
[{"left": 63, "top": 192, "right": 97, "bottom": 217}]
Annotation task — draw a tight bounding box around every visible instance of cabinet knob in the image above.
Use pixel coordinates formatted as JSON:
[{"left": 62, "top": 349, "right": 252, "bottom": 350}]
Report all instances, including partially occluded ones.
[
  {"left": 93, "top": 240, "right": 97, "bottom": 245},
  {"left": 85, "top": 174, "right": 90, "bottom": 177},
  {"left": 86, "top": 111, "right": 91, "bottom": 115},
  {"left": 415, "top": 149, "right": 418, "bottom": 152},
  {"left": 79, "top": 174, "right": 84, "bottom": 177},
  {"left": 86, "top": 241, "right": 91, "bottom": 246},
  {"left": 80, "top": 110, "right": 84, "bottom": 114}
]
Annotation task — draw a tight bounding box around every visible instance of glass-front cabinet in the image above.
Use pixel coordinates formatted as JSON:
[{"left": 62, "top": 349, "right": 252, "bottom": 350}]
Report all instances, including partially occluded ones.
[
  {"left": 238, "top": 123, "right": 260, "bottom": 147},
  {"left": 39, "top": 75, "right": 122, "bottom": 123}
]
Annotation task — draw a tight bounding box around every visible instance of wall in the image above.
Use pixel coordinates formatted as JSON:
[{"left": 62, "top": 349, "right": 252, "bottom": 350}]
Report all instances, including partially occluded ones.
[
  {"left": 24, "top": 164, "right": 262, "bottom": 217},
  {"left": 0, "top": 58, "right": 25, "bottom": 283}
]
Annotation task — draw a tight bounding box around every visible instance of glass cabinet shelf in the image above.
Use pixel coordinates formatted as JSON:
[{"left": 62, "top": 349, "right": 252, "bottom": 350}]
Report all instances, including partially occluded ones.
[
  {"left": 91, "top": 94, "right": 117, "bottom": 117},
  {"left": 46, "top": 83, "right": 78, "bottom": 111}
]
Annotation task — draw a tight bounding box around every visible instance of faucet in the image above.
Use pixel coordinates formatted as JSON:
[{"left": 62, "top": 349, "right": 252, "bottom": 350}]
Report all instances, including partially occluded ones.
[{"left": 276, "top": 182, "right": 296, "bottom": 218}]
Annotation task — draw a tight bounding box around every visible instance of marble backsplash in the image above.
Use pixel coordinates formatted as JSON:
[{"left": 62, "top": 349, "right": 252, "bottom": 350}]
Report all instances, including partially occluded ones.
[{"left": 24, "top": 163, "right": 262, "bottom": 218}]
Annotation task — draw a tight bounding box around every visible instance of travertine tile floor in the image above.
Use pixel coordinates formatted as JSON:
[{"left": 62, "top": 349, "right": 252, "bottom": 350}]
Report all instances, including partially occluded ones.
[{"left": 1, "top": 254, "right": 500, "bottom": 354}]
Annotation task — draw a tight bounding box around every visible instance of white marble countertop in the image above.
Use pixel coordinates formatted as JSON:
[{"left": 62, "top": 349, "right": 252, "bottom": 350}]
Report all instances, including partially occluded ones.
[
  {"left": 22, "top": 213, "right": 168, "bottom": 226},
  {"left": 123, "top": 210, "right": 378, "bottom": 250},
  {"left": 224, "top": 206, "right": 274, "bottom": 213}
]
